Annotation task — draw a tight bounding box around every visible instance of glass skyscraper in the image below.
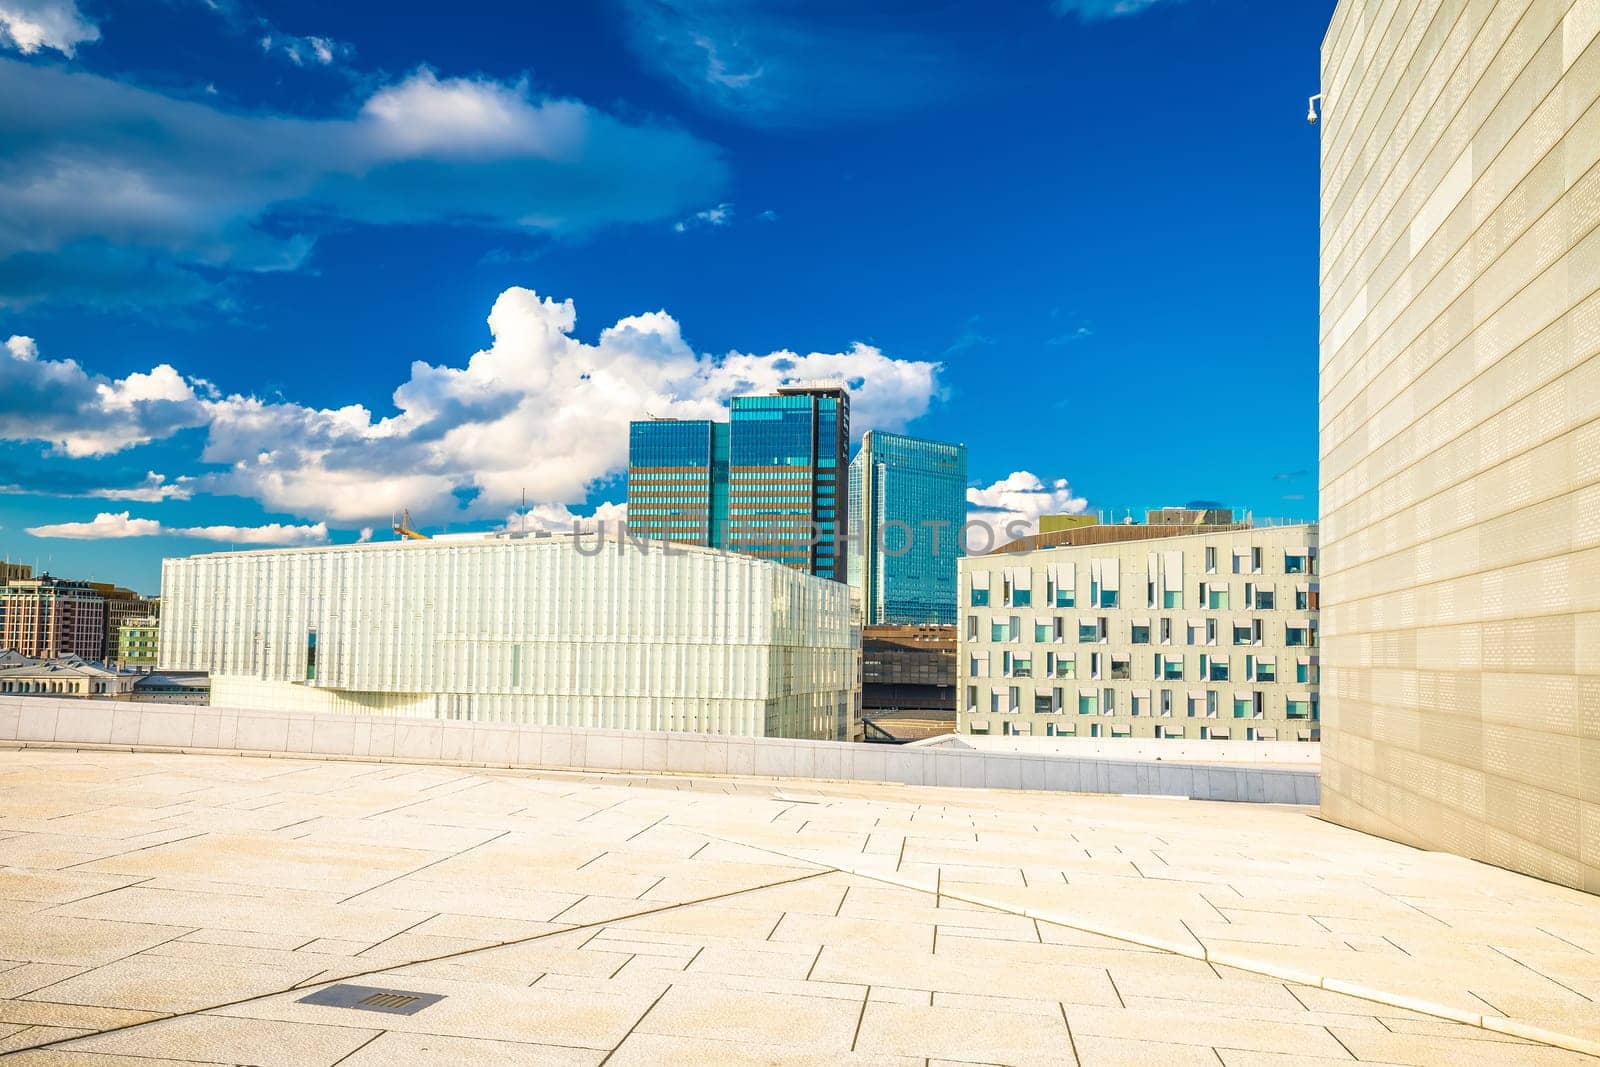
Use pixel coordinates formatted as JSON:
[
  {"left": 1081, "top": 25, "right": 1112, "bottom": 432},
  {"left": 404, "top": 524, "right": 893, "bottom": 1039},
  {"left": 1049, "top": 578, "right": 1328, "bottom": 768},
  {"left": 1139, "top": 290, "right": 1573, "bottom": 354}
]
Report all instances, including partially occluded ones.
[
  {"left": 727, "top": 383, "right": 849, "bottom": 581},
  {"left": 625, "top": 383, "right": 850, "bottom": 582},
  {"left": 848, "top": 431, "right": 967, "bottom": 625},
  {"left": 626, "top": 419, "right": 729, "bottom": 548}
]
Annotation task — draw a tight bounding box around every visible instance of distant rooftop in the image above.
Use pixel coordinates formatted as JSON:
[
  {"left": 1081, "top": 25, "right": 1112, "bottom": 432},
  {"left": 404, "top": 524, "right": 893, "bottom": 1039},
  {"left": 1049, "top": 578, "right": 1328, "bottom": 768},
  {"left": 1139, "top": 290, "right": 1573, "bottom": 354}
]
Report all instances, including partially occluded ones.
[{"left": 1, "top": 746, "right": 1595, "bottom": 1062}]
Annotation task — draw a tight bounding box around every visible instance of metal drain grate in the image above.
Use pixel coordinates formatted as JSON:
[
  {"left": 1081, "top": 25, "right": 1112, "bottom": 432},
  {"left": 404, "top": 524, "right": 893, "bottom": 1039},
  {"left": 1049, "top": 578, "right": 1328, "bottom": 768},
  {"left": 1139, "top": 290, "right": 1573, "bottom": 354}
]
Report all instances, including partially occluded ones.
[{"left": 296, "top": 984, "right": 445, "bottom": 1016}]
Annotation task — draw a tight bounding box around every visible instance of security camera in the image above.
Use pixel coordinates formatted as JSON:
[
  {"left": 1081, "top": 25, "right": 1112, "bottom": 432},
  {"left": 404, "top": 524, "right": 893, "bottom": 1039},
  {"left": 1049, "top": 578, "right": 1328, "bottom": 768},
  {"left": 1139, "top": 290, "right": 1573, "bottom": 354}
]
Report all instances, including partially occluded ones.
[
  {"left": 1307, "top": 107, "right": 1318, "bottom": 125},
  {"left": 1307, "top": 94, "right": 1323, "bottom": 125}
]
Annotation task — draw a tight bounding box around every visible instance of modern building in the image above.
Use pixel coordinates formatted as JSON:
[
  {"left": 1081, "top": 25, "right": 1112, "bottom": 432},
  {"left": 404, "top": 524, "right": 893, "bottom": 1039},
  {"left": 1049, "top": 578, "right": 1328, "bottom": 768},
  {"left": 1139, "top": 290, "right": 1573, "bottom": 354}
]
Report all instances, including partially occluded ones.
[
  {"left": 1320, "top": 0, "right": 1600, "bottom": 892},
  {"left": 848, "top": 431, "right": 966, "bottom": 625},
  {"left": 858, "top": 624, "right": 957, "bottom": 742},
  {"left": 117, "top": 616, "right": 161, "bottom": 670},
  {"left": 0, "top": 576, "right": 105, "bottom": 660},
  {"left": 957, "top": 524, "right": 1319, "bottom": 740},
  {"left": 159, "top": 534, "right": 857, "bottom": 740},
  {"left": 727, "top": 383, "right": 850, "bottom": 581},
  {"left": 1145, "top": 506, "right": 1237, "bottom": 527},
  {"left": 626, "top": 383, "right": 850, "bottom": 582},
  {"left": 625, "top": 419, "right": 729, "bottom": 549},
  {"left": 0, "top": 562, "right": 31, "bottom": 585}
]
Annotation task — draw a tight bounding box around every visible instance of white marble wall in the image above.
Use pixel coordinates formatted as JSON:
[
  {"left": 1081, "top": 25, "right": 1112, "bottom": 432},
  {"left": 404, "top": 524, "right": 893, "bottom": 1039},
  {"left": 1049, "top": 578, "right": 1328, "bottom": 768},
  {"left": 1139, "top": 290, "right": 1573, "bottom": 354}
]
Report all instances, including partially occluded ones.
[{"left": 0, "top": 695, "right": 1319, "bottom": 805}]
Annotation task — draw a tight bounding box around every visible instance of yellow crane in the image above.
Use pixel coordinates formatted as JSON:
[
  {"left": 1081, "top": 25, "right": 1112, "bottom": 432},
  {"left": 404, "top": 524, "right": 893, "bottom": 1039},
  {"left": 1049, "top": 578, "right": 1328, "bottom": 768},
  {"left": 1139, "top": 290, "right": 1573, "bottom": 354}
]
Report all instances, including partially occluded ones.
[{"left": 392, "top": 509, "right": 429, "bottom": 540}]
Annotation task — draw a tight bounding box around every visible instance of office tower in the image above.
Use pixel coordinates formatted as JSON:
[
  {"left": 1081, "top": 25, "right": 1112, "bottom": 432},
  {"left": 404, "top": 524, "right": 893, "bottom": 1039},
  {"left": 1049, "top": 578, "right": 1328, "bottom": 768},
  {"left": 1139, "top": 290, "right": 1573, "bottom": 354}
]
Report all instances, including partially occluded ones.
[
  {"left": 0, "top": 576, "right": 107, "bottom": 660},
  {"left": 957, "top": 523, "right": 1319, "bottom": 741},
  {"left": 848, "top": 431, "right": 967, "bottom": 624},
  {"left": 727, "top": 383, "right": 850, "bottom": 581},
  {"left": 161, "top": 534, "right": 856, "bottom": 739},
  {"left": 626, "top": 419, "right": 729, "bottom": 548},
  {"left": 1320, "top": 0, "right": 1600, "bottom": 892}
]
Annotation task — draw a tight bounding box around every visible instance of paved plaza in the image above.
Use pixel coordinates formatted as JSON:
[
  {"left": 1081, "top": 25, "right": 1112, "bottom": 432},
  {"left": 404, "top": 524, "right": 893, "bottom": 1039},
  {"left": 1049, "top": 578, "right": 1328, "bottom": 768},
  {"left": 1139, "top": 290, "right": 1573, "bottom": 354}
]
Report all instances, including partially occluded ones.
[{"left": 0, "top": 746, "right": 1597, "bottom": 1064}]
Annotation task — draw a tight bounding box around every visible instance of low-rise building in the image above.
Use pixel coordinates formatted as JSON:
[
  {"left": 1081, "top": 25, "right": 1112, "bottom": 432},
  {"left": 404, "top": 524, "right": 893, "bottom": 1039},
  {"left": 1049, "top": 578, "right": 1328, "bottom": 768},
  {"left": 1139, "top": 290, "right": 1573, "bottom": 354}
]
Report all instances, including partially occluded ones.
[
  {"left": 131, "top": 671, "right": 209, "bottom": 705},
  {"left": 859, "top": 624, "right": 956, "bottom": 742},
  {"left": 958, "top": 523, "right": 1319, "bottom": 741},
  {"left": 0, "top": 654, "right": 135, "bottom": 698},
  {"left": 159, "top": 533, "right": 857, "bottom": 740}
]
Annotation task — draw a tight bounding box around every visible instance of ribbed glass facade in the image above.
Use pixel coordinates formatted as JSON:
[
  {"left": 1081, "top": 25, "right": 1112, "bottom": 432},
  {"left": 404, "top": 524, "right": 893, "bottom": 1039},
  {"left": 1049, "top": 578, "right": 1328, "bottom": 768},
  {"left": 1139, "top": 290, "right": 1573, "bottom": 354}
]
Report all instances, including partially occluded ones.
[
  {"left": 161, "top": 537, "right": 856, "bottom": 739},
  {"left": 849, "top": 431, "right": 967, "bottom": 625}
]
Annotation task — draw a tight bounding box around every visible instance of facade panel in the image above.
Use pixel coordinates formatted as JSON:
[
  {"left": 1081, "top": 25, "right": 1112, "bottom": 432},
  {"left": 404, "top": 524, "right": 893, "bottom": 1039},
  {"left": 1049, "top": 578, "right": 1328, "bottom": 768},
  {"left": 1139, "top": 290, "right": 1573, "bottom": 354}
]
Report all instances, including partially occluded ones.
[{"left": 1320, "top": 0, "right": 1600, "bottom": 892}]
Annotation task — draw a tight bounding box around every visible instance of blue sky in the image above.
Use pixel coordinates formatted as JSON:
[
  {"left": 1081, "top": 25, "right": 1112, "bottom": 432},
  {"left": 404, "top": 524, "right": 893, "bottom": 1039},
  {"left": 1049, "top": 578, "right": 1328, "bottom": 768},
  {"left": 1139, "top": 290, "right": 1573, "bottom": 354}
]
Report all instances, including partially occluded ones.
[{"left": 0, "top": 0, "right": 1334, "bottom": 592}]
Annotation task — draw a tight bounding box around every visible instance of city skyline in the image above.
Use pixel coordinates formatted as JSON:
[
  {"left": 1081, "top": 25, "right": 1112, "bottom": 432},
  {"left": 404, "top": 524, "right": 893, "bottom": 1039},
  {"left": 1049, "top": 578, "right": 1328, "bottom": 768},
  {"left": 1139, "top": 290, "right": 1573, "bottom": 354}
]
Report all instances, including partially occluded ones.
[{"left": 0, "top": 0, "right": 1330, "bottom": 593}]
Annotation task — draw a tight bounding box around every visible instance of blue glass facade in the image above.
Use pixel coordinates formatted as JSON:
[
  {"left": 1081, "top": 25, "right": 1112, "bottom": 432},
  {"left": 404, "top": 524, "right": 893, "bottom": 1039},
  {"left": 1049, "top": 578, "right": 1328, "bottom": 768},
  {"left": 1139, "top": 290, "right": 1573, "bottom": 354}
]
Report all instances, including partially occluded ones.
[
  {"left": 626, "top": 387, "right": 848, "bottom": 581},
  {"left": 848, "top": 431, "right": 967, "bottom": 625},
  {"left": 626, "top": 420, "right": 728, "bottom": 548},
  {"left": 727, "top": 385, "right": 849, "bottom": 581}
]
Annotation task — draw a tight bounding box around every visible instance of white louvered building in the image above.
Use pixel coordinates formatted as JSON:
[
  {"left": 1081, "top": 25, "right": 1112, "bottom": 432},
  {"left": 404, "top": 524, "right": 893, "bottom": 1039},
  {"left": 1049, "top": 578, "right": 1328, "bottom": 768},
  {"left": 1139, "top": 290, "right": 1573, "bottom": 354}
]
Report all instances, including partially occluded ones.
[
  {"left": 957, "top": 525, "right": 1319, "bottom": 741},
  {"left": 159, "top": 534, "right": 857, "bottom": 740}
]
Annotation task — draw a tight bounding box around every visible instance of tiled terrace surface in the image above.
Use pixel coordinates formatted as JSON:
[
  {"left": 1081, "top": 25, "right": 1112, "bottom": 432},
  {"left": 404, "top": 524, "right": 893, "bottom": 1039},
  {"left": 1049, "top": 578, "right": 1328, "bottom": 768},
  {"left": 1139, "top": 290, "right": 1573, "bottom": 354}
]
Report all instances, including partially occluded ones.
[{"left": 0, "top": 748, "right": 1596, "bottom": 1065}]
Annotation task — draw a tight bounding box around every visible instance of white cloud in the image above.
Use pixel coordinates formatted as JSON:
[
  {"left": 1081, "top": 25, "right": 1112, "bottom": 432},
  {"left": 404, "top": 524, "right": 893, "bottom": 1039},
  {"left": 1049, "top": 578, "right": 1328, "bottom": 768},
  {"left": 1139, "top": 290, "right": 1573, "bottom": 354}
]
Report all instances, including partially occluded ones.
[
  {"left": 0, "top": 60, "right": 725, "bottom": 309},
  {"left": 84, "top": 472, "right": 195, "bottom": 503},
  {"left": 673, "top": 202, "right": 733, "bottom": 232},
  {"left": 1051, "top": 0, "right": 1179, "bottom": 19},
  {"left": 4, "top": 288, "right": 942, "bottom": 530},
  {"left": 0, "top": 0, "right": 97, "bottom": 56},
  {"left": 965, "top": 471, "right": 1089, "bottom": 549},
  {"left": 25, "top": 512, "right": 161, "bottom": 540},
  {"left": 26, "top": 511, "right": 328, "bottom": 544},
  {"left": 0, "top": 334, "right": 207, "bottom": 457},
  {"left": 195, "top": 286, "right": 942, "bottom": 525},
  {"left": 259, "top": 30, "right": 348, "bottom": 67}
]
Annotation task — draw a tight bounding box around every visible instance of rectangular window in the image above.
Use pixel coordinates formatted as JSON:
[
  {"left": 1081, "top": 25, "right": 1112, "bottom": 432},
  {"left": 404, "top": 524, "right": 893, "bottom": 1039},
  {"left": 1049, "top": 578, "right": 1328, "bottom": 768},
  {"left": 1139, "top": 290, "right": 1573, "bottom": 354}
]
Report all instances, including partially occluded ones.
[
  {"left": 1163, "top": 589, "right": 1183, "bottom": 609},
  {"left": 1111, "top": 654, "right": 1131, "bottom": 680},
  {"left": 1078, "top": 691, "right": 1098, "bottom": 715},
  {"left": 1008, "top": 686, "right": 1021, "bottom": 711},
  {"left": 1035, "top": 622, "right": 1052, "bottom": 643},
  {"left": 1131, "top": 691, "right": 1149, "bottom": 717},
  {"left": 1296, "top": 658, "right": 1318, "bottom": 684},
  {"left": 966, "top": 616, "right": 978, "bottom": 640},
  {"left": 1205, "top": 546, "right": 1217, "bottom": 573},
  {"left": 1099, "top": 589, "right": 1119, "bottom": 608},
  {"left": 1287, "top": 699, "right": 1310, "bottom": 719},
  {"left": 1131, "top": 622, "right": 1151, "bottom": 644},
  {"left": 1079, "top": 620, "right": 1100, "bottom": 643},
  {"left": 1161, "top": 654, "right": 1184, "bottom": 681},
  {"left": 1208, "top": 657, "right": 1229, "bottom": 682},
  {"left": 1285, "top": 552, "right": 1307, "bottom": 574},
  {"left": 972, "top": 588, "right": 990, "bottom": 607},
  {"left": 1013, "top": 654, "right": 1032, "bottom": 678},
  {"left": 1206, "top": 691, "right": 1219, "bottom": 718},
  {"left": 1012, "top": 588, "right": 1032, "bottom": 607},
  {"left": 1056, "top": 588, "right": 1075, "bottom": 608},
  {"left": 1159, "top": 618, "right": 1173, "bottom": 644},
  {"left": 1233, "top": 695, "right": 1251, "bottom": 719},
  {"left": 1256, "top": 589, "right": 1275, "bottom": 610},
  {"left": 1035, "top": 692, "right": 1055, "bottom": 714},
  {"left": 1160, "top": 689, "right": 1174, "bottom": 717},
  {"left": 305, "top": 630, "right": 317, "bottom": 682},
  {"left": 1102, "top": 688, "right": 1116, "bottom": 715},
  {"left": 1056, "top": 655, "right": 1076, "bottom": 679},
  {"left": 991, "top": 622, "right": 1007, "bottom": 642},
  {"left": 1208, "top": 587, "right": 1230, "bottom": 611},
  {"left": 1256, "top": 658, "right": 1277, "bottom": 683},
  {"left": 1286, "top": 626, "right": 1308, "bottom": 647},
  {"left": 966, "top": 685, "right": 978, "bottom": 710}
]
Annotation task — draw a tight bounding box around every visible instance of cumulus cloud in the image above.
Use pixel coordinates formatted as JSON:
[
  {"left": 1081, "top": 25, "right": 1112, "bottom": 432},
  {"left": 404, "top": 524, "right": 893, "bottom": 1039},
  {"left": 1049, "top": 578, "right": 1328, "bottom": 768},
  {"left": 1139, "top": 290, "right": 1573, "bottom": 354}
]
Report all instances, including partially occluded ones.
[
  {"left": 966, "top": 471, "right": 1089, "bottom": 548},
  {"left": 26, "top": 511, "right": 328, "bottom": 544},
  {"left": 0, "top": 334, "right": 207, "bottom": 457},
  {"left": 7, "top": 288, "right": 942, "bottom": 529},
  {"left": 0, "top": 60, "right": 725, "bottom": 309},
  {"left": 0, "top": 0, "right": 97, "bottom": 56},
  {"left": 196, "top": 287, "right": 941, "bottom": 524}
]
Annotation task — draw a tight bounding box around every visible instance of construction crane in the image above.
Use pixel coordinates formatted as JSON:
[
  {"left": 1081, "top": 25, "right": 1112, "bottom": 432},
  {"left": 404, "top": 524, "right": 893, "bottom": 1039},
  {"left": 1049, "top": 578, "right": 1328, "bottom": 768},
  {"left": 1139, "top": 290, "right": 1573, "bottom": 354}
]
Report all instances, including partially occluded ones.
[{"left": 392, "top": 509, "right": 429, "bottom": 540}]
